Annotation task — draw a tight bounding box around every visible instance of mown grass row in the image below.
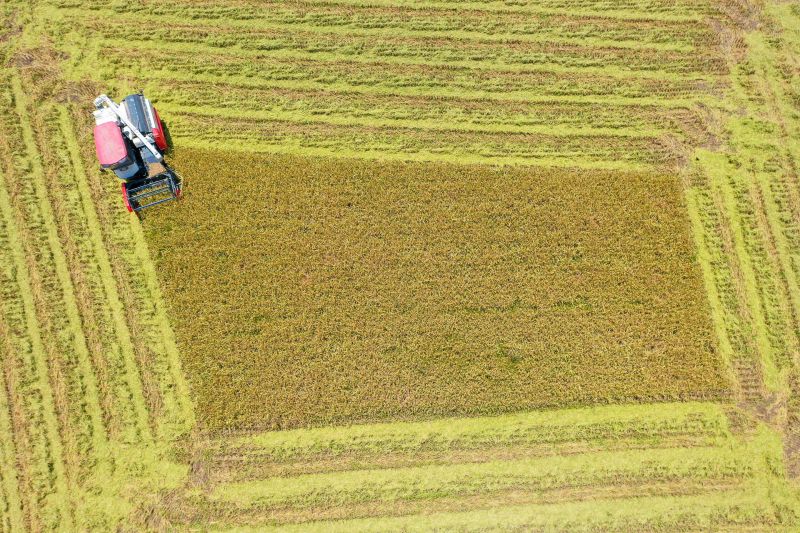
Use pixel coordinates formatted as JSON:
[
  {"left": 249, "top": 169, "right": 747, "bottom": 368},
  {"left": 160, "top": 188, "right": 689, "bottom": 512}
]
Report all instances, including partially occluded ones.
[
  {"left": 157, "top": 404, "right": 798, "bottom": 530},
  {"left": 135, "top": 78, "right": 709, "bottom": 132},
  {"left": 83, "top": 0, "right": 717, "bottom": 23},
  {"left": 78, "top": 45, "right": 722, "bottom": 107},
  {"left": 75, "top": 31, "right": 721, "bottom": 82},
  {"left": 60, "top": 103, "right": 195, "bottom": 442},
  {"left": 66, "top": 11, "right": 724, "bottom": 69},
  {"left": 43, "top": 0, "right": 733, "bottom": 169},
  {"left": 683, "top": 1, "right": 800, "bottom": 479},
  {"left": 58, "top": 0, "right": 714, "bottom": 50},
  {"left": 227, "top": 490, "right": 789, "bottom": 532},
  {"left": 203, "top": 402, "right": 732, "bottom": 480},
  {"left": 0, "top": 73, "right": 73, "bottom": 531},
  {"left": 164, "top": 111, "right": 673, "bottom": 169},
  {"left": 0, "top": 12, "right": 195, "bottom": 524},
  {"left": 213, "top": 446, "right": 748, "bottom": 510}
]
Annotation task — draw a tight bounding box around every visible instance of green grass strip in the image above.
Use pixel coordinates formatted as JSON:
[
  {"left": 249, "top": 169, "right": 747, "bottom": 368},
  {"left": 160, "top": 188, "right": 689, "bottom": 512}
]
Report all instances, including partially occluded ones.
[
  {"left": 223, "top": 401, "right": 729, "bottom": 459},
  {"left": 698, "top": 150, "right": 780, "bottom": 391},
  {"left": 64, "top": 7, "right": 696, "bottom": 53},
  {"left": 155, "top": 102, "right": 666, "bottom": 139},
  {"left": 0, "top": 75, "right": 73, "bottom": 532},
  {"left": 52, "top": 104, "right": 153, "bottom": 444},
  {"left": 210, "top": 443, "right": 753, "bottom": 509},
  {"left": 219, "top": 489, "right": 787, "bottom": 532}
]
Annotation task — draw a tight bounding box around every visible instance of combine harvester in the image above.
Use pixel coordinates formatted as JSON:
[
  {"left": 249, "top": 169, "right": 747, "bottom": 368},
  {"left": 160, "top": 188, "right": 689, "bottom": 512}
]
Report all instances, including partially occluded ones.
[{"left": 92, "top": 93, "right": 181, "bottom": 213}]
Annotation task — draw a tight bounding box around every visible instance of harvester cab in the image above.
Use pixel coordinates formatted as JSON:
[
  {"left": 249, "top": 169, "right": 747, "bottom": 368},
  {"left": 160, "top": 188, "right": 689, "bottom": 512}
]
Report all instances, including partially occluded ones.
[{"left": 92, "top": 93, "right": 181, "bottom": 214}]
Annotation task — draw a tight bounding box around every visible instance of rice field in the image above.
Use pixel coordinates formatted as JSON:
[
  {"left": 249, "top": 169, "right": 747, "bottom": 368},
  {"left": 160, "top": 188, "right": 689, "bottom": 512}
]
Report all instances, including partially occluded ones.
[
  {"left": 0, "top": 0, "right": 799, "bottom": 530},
  {"left": 145, "top": 149, "right": 727, "bottom": 430}
]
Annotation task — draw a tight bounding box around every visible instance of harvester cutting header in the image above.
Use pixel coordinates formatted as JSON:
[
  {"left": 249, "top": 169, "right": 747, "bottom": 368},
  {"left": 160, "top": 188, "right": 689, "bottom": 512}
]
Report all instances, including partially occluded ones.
[{"left": 92, "top": 93, "right": 181, "bottom": 213}]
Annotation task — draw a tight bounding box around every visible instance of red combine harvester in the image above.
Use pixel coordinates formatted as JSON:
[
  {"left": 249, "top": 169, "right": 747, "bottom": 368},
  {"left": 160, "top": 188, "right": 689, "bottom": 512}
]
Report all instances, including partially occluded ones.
[{"left": 93, "top": 93, "right": 181, "bottom": 213}]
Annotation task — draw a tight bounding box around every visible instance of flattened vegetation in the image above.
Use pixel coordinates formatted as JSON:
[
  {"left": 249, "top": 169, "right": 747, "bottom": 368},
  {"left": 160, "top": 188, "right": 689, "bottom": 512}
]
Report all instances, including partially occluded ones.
[{"left": 145, "top": 149, "right": 728, "bottom": 430}]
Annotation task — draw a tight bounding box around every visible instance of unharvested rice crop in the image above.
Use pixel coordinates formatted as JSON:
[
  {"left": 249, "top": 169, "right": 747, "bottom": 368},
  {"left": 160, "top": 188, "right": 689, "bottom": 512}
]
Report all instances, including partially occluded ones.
[{"left": 145, "top": 149, "right": 728, "bottom": 429}]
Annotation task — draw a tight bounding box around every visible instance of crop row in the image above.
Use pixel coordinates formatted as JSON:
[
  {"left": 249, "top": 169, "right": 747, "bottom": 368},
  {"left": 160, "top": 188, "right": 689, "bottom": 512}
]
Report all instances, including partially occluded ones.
[
  {"left": 48, "top": 10, "right": 730, "bottom": 169},
  {"left": 166, "top": 111, "right": 675, "bottom": 169},
  {"left": 146, "top": 79, "right": 708, "bottom": 133},
  {"left": 0, "top": 73, "right": 75, "bottom": 531},
  {"left": 0, "top": 44, "right": 194, "bottom": 528},
  {"left": 213, "top": 445, "right": 751, "bottom": 511},
  {"left": 229, "top": 491, "right": 788, "bottom": 532},
  {"left": 68, "top": 17, "right": 724, "bottom": 78},
  {"left": 88, "top": 45, "right": 721, "bottom": 102},
  {"left": 158, "top": 406, "right": 798, "bottom": 529},
  {"left": 203, "top": 402, "right": 731, "bottom": 479},
  {"left": 147, "top": 80, "right": 718, "bottom": 150},
  {"left": 77, "top": 0, "right": 717, "bottom": 23},
  {"left": 685, "top": 1, "right": 800, "bottom": 412},
  {"left": 66, "top": 0, "right": 714, "bottom": 49}
]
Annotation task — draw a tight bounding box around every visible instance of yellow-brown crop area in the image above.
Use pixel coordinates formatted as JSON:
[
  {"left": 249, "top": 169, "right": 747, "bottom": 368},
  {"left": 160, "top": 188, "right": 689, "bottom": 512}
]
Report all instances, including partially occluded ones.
[
  {"left": 146, "top": 149, "right": 726, "bottom": 429},
  {"left": 1, "top": 0, "right": 800, "bottom": 530}
]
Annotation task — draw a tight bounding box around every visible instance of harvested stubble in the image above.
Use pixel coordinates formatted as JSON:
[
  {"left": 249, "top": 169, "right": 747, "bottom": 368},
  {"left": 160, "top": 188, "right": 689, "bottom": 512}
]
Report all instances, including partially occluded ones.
[
  {"left": 45, "top": 0, "right": 732, "bottom": 170},
  {"left": 144, "top": 149, "right": 728, "bottom": 430}
]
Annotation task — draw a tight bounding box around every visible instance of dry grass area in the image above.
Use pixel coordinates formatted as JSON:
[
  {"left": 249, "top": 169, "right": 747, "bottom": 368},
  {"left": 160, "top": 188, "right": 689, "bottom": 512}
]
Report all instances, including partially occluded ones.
[{"left": 145, "top": 149, "right": 728, "bottom": 430}]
